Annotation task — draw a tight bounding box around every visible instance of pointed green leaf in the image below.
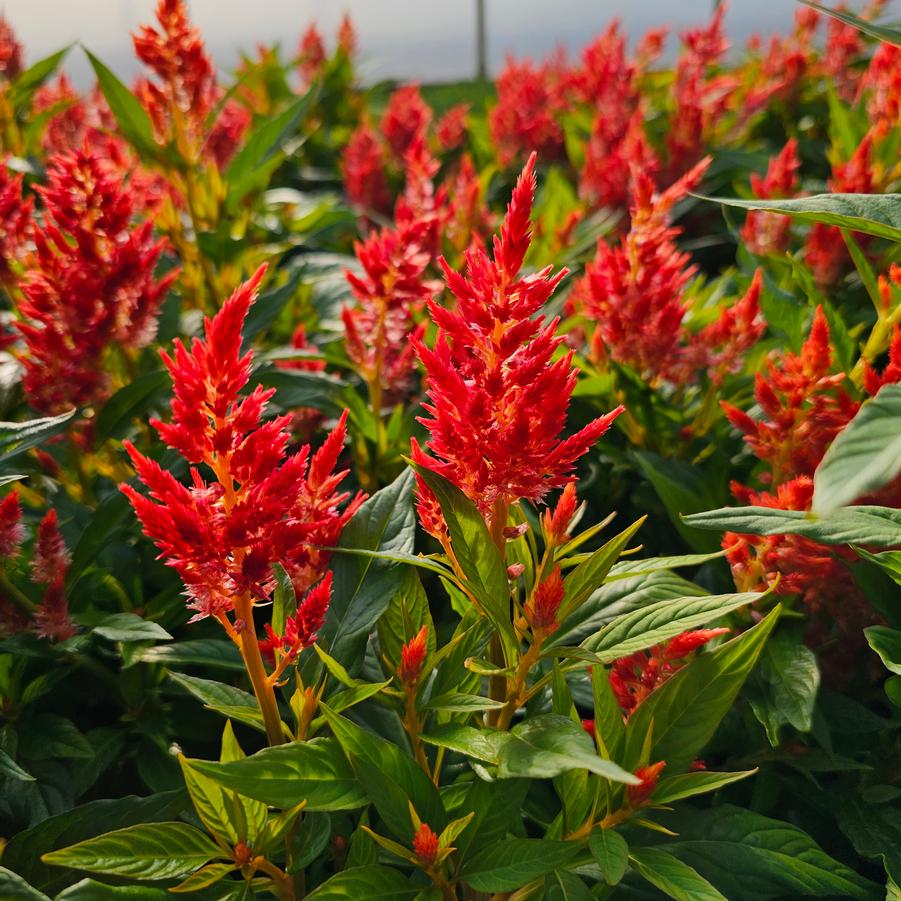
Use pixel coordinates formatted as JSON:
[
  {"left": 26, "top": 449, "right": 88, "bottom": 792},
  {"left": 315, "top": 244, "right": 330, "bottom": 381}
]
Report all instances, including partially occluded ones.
[
  {"left": 589, "top": 828, "right": 629, "bottom": 885},
  {"left": 305, "top": 865, "right": 420, "bottom": 899},
  {"left": 630, "top": 847, "right": 727, "bottom": 901},
  {"left": 652, "top": 770, "right": 758, "bottom": 805},
  {"left": 460, "top": 839, "right": 580, "bottom": 892}
]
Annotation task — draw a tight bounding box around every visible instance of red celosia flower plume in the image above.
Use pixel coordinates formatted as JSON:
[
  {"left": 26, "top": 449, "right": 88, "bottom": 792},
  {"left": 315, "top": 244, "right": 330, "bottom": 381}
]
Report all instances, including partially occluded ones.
[
  {"left": 343, "top": 219, "right": 434, "bottom": 403},
  {"left": 435, "top": 103, "right": 469, "bottom": 152},
  {"left": 412, "top": 822, "right": 439, "bottom": 868},
  {"left": 336, "top": 13, "right": 357, "bottom": 57},
  {"left": 341, "top": 123, "right": 391, "bottom": 216},
  {"left": 121, "top": 265, "right": 364, "bottom": 623},
  {"left": 31, "top": 509, "right": 76, "bottom": 641},
  {"left": 399, "top": 625, "right": 428, "bottom": 685},
  {"left": 0, "top": 15, "right": 22, "bottom": 81},
  {"left": 524, "top": 565, "right": 564, "bottom": 633},
  {"left": 413, "top": 153, "right": 622, "bottom": 525},
  {"left": 258, "top": 571, "right": 333, "bottom": 664},
  {"left": 629, "top": 761, "right": 666, "bottom": 807},
  {"left": 0, "top": 490, "right": 23, "bottom": 559},
  {"left": 609, "top": 628, "right": 729, "bottom": 715},
  {"left": 721, "top": 306, "right": 859, "bottom": 483},
  {"left": 17, "top": 145, "right": 175, "bottom": 414},
  {"left": 298, "top": 23, "right": 327, "bottom": 85},
  {"left": 742, "top": 138, "right": 801, "bottom": 257},
  {"left": 0, "top": 160, "right": 33, "bottom": 290},
  {"left": 381, "top": 84, "right": 432, "bottom": 162}
]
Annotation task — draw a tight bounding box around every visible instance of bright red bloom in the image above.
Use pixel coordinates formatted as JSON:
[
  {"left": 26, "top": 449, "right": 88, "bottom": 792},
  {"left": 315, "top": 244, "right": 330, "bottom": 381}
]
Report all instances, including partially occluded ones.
[
  {"left": 742, "top": 139, "right": 801, "bottom": 257},
  {"left": 435, "top": 103, "right": 469, "bottom": 152},
  {"left": 581, "top": 718, "right": 595, "bottom": 739},
  {"left": 0, "top": 15, "right": 22, "bottom": 81},
  {"left": 31, "top": 509, "right": 76, "bottom": 641},
  {"left": 412, "top": 822, "right": 439, "bottom": 867},
  {"left": 341, "top": 123, "right": 391, "bottom": 215},
  {"left": 381, "top": 84, "right": 432, "bottom": 161},
  {"left": 395, "top": 135, "right": 448, "bottom": 259},
  {"left": 0, "top": 491, "right": 23, "bottom": 559},
  {"left": 343, "top": 219, "right": 434, "bottom": 402},
  {"left": 336, "top": 13, "right": 357, "bottom": 57},
  {"left": 864, "top": 329, "right": 901, "bottom": 397},
  {"left": 573, "top": 159, "right": 709, "bottom": 384},
  {"left": 258, "top": 572, "right": 332, "bottom": 663},
  {"left": 132, "top": 0, "right": 216, "bottom": 155},
  {"left": 0, "top": 159, "right": 32, "bottom": 288},
  {"left": 824, "top": 11, "right": 865, "bottom": 102},
  {"left": 121, "top": 266, "right": 364, "bottom": 621},
  {"left": 629, "top": 761, "right": 666, "bottom": 807},
  {"left": 17, "top": 146, "right": 175, "bottom": 413},
  {"left": 609, "top": 628, "right": 727, "bottom": 714},
  {"left": 862, "top": 41, "right": 901, "bottom": 127},
  {"left": 205, "top": 99, "right": 251, "bottom": 170},
  {"left": 490, "top": 56, "right": 567, "bottom": 167},
  {"left": 413, "top": 153, "right": 622, "bottom": 524},
  {"left": 524, "top": 566, "right": 564, "bottom": 633},
  {"left": 399, "top": 625, "right": 428, "bottom": 684},
  {"left": 297, "top": 24, "right": 326, "bottom": 84},
  {"left": 443, "top": 154, "right": 493, "bottom": 254},
  {"left": 542, "top": 482, "right": 579, "bottom": 544},
  {"left": 722, "top": 307, "right": 858, "bottom": 482}
]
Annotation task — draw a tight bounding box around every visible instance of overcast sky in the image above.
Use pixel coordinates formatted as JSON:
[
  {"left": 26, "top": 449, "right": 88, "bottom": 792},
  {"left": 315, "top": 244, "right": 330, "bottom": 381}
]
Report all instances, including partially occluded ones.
[{"left": 3, "top": 1, "right": 899, "bottom": 86}]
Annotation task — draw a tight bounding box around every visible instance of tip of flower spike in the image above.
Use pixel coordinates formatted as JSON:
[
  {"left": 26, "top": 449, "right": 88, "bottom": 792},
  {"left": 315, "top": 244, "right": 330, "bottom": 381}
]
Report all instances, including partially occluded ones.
[
  {"left": 412, "top": 822, "right": 439, "bottom": 868},
  {"left": 494, "top": 151, "right": 538, "bottom": 280},
  {"left": 399, "top": 625, "right": 428, "bottom": 684}
]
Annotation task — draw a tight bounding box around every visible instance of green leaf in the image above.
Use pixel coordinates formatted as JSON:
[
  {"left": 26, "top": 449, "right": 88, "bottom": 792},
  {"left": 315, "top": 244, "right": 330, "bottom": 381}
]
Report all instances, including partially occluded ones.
[
  {"left": 747, "top": 630, "right": 820, "bottom": 745},
  {"left": 813, "top": 385, "right": 901, "bottom": 514},
  {"left": 0, "top": 867, "right": 49, "bottom": 901},
  {"left": 319, "top": 470, "right": 415, "bottom": 670},
  {"left": 864, "top": 626, "right": 901, "bottom": 675},
  {"left": 271, "top": 563, "right": 296, "bottom": 636},
  {"left": 18, "top": 715, "right": 94, "bottom": 761},
  {"left": 242, "top": 268, "right": 303, "bottom": 343},
  {"left": 54, "top": 880, "right": 171, "bottom": 900},
  {"left": 560, "top": 518, "right": 644, "bottom": 617},
  {"left": 0, "top": 748, "right": 35, "bottom": 782},
  {"left": 84, "top": 51, "right": 164, "bottom": 163},
  {"left": 0, "top": 410, "right": 76, "bottom": 466},
  {"left": 606, "top": 552, "right": 724, "bottom": 581},
  {"left": 420, "top": 724, "right": 506, "bottom": 765},
  {"left": 68, "top": 491, "right": 132, "bottom": 586},
  {"left": 496, "top": 714, "right": 639, "bottom": 784},
  {"left": 652, "top": 769, "right": 757, "bottom": 804},
  {"left": 9, "top": 46, "right": 70, "bottom": 114},
  {"left": 127, "top": 639, "right": 244, "bottom": 671},
  {"left": 168, "top": 671, "right": 263, "bottom": 731},
  {"left": 94, "top": 371, "right": 169, "bottom": 444},
  {"left": 799, "top": 0, "right": 901, "bottom": 46},
  {"left": 92, "top": 613, "right": 172, "bottom": 643},
  {"left": 179, "top": 757, "right": 241, "bottom": 845},
  {"left": 664, "top": 804, "right": 880, "bottom": 900},
  {"left": 423, "top": 692, "right": 505, "bottom": 713},
  {"left": 629, "top": 848, "right": 728, "bottom": 901},
  {"left": 414, "top": 467, "right": 513, "bottom": 647},
  {"left": 225, "top": 89, "right": 317, "bottom": 210},
  {"left": 460, "top": 839, "right": 580, "bottom": 892},
  {"left": 543, "top": 869, "right": 592, "bottom": 900},
  {"left": 322, "top": 706, "right": 446, "bottom": 838},
  {"left": 41, "top": 822, "right": 224, "bottom": 881},
  {"left": 378, "top": 567, "right": 434, "bottom": 672},
  {"left": 188, "top": 738, "right": 365, "bottom": 811},
  {"left": 624, "top": 608, "right": 780, "bottom": 772},
  {"left": 589, "top": 828, "right": 629, "bottom": 886},
  {"left": 169, "top": 861, "right": 237, "bottom": 893},
  {"left": 703, "top": 192, "right": 901, "bottom": 243},
  {"left": 305, "top": 865, "right": 420, "bottom": 899},
  {"left": 684, "top": 505, "right": 901, "bottom": 547},
  {"left": 580, "top": 591, "right": 757, "bottom": 661}
]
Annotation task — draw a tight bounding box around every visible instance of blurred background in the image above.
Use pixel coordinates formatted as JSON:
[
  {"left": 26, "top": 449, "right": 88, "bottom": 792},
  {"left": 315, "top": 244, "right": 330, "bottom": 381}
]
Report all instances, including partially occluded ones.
[{"left": 4, "top": 0, "right": 901, "bottom": 86}]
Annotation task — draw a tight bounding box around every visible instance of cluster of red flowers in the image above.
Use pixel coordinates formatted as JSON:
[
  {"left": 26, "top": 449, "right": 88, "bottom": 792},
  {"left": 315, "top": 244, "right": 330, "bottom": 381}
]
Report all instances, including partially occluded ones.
[
  {"left": 17, "top": 145, "right": 176, "bottom": 413},
  {"left": 122, "top": 266, "right": 364, "bottom": 627},
  {"left": 0, "top": 161, "right": 32, "bottom": 290},
  {"left": 573, "top": 159, "right": 765, "bottom": 387},
  {"left": 412, "top": 153, "right": 622, "bottom": 531},
  {"left": 609, "top": 628, "right": 729, "bottom": 715},
  {"left": 0, "top": 493, "right": 75, "bottom": 642},
  {"left": 0, "top": 14, "right": 22, "bottom": 82},
  {"left": 742, "top": 138, "right": 801, "bottom": 257}
]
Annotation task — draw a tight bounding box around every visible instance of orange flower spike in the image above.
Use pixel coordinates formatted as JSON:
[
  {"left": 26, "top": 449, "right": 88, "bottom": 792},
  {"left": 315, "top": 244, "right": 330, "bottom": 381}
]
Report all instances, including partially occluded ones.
[
  {"left": 628, "top": 760, "right": 666, "bottom": 807},
  {"left": 543, "top": 481, "right": 579, "bottom": 545},
  {"left": 412, "top": 822, "right": 440, "bottom": 868},
  {"left": 399, "top": 625, "right": 429, "bottom": 685},
  {"left": 524, "top": 566, "right": 565, "bottom": 634}
]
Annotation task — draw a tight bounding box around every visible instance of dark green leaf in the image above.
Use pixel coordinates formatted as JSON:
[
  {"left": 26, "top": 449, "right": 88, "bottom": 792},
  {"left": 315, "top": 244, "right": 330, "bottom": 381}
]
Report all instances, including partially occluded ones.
[
  {"left": 305, "top": 865, "right": 420, "bottom": 899},
  {"left": 589, "top": 828, "right": 628, "bottom": 885},
  {"left": 0, "top": 867, "right": 49, "bottom": 901},
  {"left": 0, "top": 748, "right": 34, "bottom": 782},
  {"left": 865, "top": 626, "right": 901, "bottom": 675},
  {"left": 629, "top": 848, "right": 727, "bottom": 901},
  {"left": 543, "top": 869, "right": 592, "bottom": 900},
  {"left": 127, "top": 639, "right": 244, "bottom": 671},
  {"left": 92, "top": 614, "right": 172, "bottom": 644},
  {"left": 95, "top": 371, "right": 169, "bottom": 444},
  {"left": 460, "top": 839, "right": 580, "bottom": 892}
]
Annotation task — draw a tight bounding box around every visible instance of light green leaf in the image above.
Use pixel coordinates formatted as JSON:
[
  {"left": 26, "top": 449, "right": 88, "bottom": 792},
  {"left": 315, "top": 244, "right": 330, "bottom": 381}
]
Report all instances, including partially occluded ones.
[
  {"left": 460, "top": 839, "right": 580, "bottom": 892},
  {"left": 865, "top": 626, "right": 901, "bottom": 675},
  {"left": 92, "top": 614, "right": 172, "bottom": 644},
  {"left": 630, "top": 847, "right": 728, "bottom": 901},
  {"left": 305, "top": 865, "right": 420, "bottom": 899},
  {"left": 652, "top": 770, "right": 757, "bottom": 805},
  {"left": 0, "top": 867, "right": 50, "bottom": 901},
  {"left": 589, "top": 828, "right": 628, "bottom": 885}
]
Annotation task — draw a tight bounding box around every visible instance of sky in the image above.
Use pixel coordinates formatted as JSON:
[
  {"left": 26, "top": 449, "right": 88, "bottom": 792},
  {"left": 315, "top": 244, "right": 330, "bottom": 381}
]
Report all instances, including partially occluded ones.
[{"left": 3, "top": 0, "right": 900, "bottom": 87}]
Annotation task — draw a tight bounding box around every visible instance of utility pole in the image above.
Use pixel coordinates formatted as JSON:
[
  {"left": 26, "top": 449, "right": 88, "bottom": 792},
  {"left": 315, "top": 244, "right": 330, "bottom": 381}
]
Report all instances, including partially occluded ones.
[{"left": 476, "top": 0, "right": 487, "bottom": 82}]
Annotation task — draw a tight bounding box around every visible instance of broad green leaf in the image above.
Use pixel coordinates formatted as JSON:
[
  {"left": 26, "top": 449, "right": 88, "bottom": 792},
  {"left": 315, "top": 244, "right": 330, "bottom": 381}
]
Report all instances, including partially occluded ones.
[
  {"left": 664, "top": 804, "right": 880, "bottom": 899},
  {"left": 560, "top": 518, "right": 644, "bottom": 617},
  {"left": 84, "top": 51, "right": 164, "bottom": 163},
  {"left": 189, "top": 738, "right": 365, "bottom": 811},
  {"left": 424, "top": 692, "right": 504, "bottom": 713},
  {"left": 0, "top": 867, "right": 49, "bottom": 901},
  {"left": 747, "top": 630, "right": 820, "bottom": 745},
  {"left": 814, "top": 385, "right": 901, "bottom": 514},
  {"left": 684, "top": 505, "right": 901, "bottom": 547},
  {"left": 460, "top": 839, "right": 580, "bottom": 892},
  {"left": 242, "top": 267, "right": 303, "bottom": 342},
  {"left": 305, "top": 865, "right": 420, "bottom": 899},
  {"left": 68, "top": 491, "right": 132, "bottom": 586},
  {"left": 94, "top": 371, "right": 169, "bottom": 444},
  {"left": 0, "top": 748, "right": 34, "bottom": 782},
  {"left": 322, "top": 706, "right": 446, "bottom": 838},
  {"left": 702, "top": 192, "right": 901, "bottom": 243},
  {"left": 652, "top": 769, "right": 757, "bottom": 804},
  {"left": 606, "top": 552, "right": 724, "bottom": 581},
  {"left": 169, "top": 861, "right": 236, "bottom": 893},
  {"left": 54, "top": 880, "right": 171, "bottom": 899},
  {"left": 92, "top": 613, "right": 172, "bottom": 644},
  {"left": 624, "top": 608, "right": 779, "bottom": 772},
  {"left": 800, "top": 0, "right": 901, "bottom": 46},
  {"left": 496, "top": 714, "right": 639, "bottom": 784},
  {"left": 378, "top": 567, "right": 434, "bottom": 672},
  {"left": 168, "top": 672, "right": 264, "bottom": 732},
  {"left": 832, "top": 793, "right": 901, "bottom": 888},
  {"left": 127, "top": 639, "right": 243, "bottom": 671},
  {"left": 453, "top": 779, "right": 530, "bottom": 863},
  {"left": 589, "top": 828, "right": 629, "bottom": 885},
  {"left": 0, "top": 410, "right": 76, "bottom": 466},
  {"left": 319, "top": 469, "right": 415, "bottom": 671},
  {"left": 414, "top": 467, "right": 513, "bottom": 648},
  {"left": 420, "top": 723, "right": 506, "bottom": 764},
  {"left": 864, "top": 626, "right": 901, "bottom": 675},
  {"left": 630, "top": 848, "right": 727, "bottom": 901},
  {"left": 17, "top": 715, "right": 93, "bottom": 761},
  {"left": 179, "top": 757, "right": 240, "bottom": 845},
  {"left": 41, "top": 822, "right": 224, "bottom": 880},
  {"left": 580, "top": 591, "right": 757, "bottom": 661},
  {"left": 544, "top": 869, "right": 592, "bottom": 900}
]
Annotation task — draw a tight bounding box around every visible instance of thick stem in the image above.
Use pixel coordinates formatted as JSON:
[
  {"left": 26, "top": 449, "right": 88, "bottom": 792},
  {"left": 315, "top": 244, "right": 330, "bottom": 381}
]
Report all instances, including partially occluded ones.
[{"left": 235, "top": 592, "right": 285, "bottom": 747}]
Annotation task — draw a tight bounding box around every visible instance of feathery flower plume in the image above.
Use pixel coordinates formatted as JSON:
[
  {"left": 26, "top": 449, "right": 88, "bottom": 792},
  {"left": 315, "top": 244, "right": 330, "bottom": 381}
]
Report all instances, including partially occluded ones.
[
  {"left": 399, "top": 625, "right": 428, "bottom": 685},
  {"left": 0, "top": 491, "right": 23, "bottom": 559},
  {"left": 412, "top": 823, "right": 439, "bottom": 868},
  {"left": 31, "top": 509, "right": 76, "bottom": 641},
  {"left": 336, "top": 13, "right": 357, "bottom": 57},
  {"left": 297, "top": 23, "right": 326, "bottom": 85},
  {"left": 0, "top": 15, "right": 22, "bottom": 81},
  {"left": 629, "top": 761, "right": 666, "bottom": 807},
  {"left": 609, "top": 628, "right": 729, "bottom": 714},
  {"left": 258, "top": 572, "right": 333, "bottom": 663},
  {"left": 381, "top": 84, "right": 432, "bottom": 162},
  {"left": 435, "top": 103, "right": 469, "bottom": 152},
  {"left": 413, "top": 152, "right": 622, "bottom": 531},
  {"left": 341, "top": 123, "right": 391, "bottom": 215},
  {"left": 121, "top": 265, "right": 364, "bottom": 626},
  {"left": 524, "top": 566, "right": 564, "bottom": 633},
  {"left": 0, "top": 160, "right": 32, "bottom": 290},
  {"left": 742, "top": 139, "right": 801, "bottom": 257},
  {"left": 17, "top": 145, "right": 175, "bottom": 414}
]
